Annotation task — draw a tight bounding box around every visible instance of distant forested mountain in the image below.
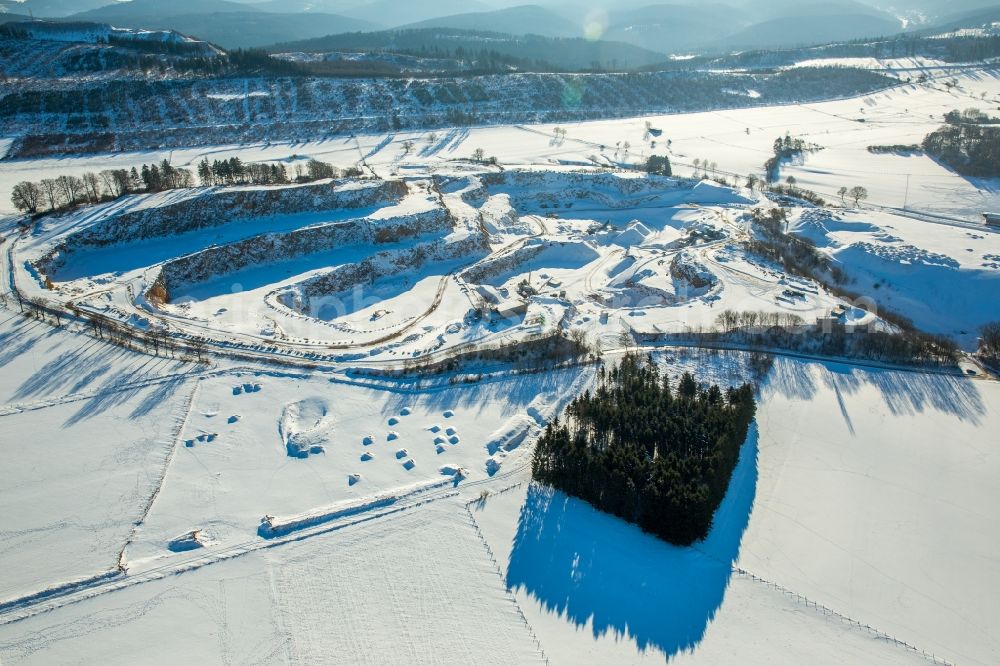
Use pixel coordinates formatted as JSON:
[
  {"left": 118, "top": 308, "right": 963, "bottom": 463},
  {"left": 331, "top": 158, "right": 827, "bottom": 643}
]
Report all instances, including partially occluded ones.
[{"left": 272, "top": 28, "right": 671, "bottom": 71}]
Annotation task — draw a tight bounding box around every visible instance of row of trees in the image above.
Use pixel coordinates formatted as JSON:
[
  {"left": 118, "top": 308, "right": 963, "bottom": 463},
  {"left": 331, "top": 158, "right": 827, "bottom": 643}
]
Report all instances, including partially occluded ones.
[
  {"left": 532, "top": 354, "right": 756, "bottom": 546},
  {"left": 11, "top": 160, "right": 194, "bottom": 214},
  {"left": 944, "top": 108, "right": 1000, "bottom": 126},
  {"left": 195, "top": 157, "right": 341, "bottom": 187},
  {"left": 715, "top": 309, "right": 805, "bottom": 332},
  {"left": 12, "top": 157, "right": 346, "bottom": 215},
  {"left": 470, "top": 148, "right": 500, "bottom": 165},
  {"left": 0, "top": 292, "right": 208, "bottom": 362},
  {"left": 837, "top": 185, "right": 868, "bottom": 207},
  {"left": 661, "top": 318, "right": 958, "bottom": 366}
]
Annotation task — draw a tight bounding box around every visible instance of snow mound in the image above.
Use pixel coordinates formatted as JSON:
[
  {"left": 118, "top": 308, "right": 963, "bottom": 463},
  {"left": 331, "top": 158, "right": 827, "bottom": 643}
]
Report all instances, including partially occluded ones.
[
  {"left": 257, "top": 480, "right": 451, "bottom": 538},
  {"left": 279, "top": 398, "right": 332, "bottom": 459},
  {"left": 168, "top": 530, "right": 207, "bottom": 553},
  {"left": 539, "top": 240, "right": 601, "bottom": 265},
  {"left": 842, "top": 242, "right": 960, "bottom": 270},
  {"left": 614, "top": 220, "right": 653, "bottom": 247},
  {"left": 484, "top": 415, "right": 536, "bottom": 455},
  {"left": 686, "top": 180, "right": 755, "bottom": 205},
  {"left": 791, "top": 208, "right": 879, "bottom": 244}
]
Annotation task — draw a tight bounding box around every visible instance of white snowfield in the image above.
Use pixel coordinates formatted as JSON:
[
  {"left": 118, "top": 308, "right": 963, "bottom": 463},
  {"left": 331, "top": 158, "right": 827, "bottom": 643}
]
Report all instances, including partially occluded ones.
[
  {"left": 1, "top": 314, "right": 997, "bottom": 664},
  {"left": 477, "top": 359, "right": 1000, "bottom": 665},
  {"left": 0, "top": 61, "right": 998, "bottom": 665}
]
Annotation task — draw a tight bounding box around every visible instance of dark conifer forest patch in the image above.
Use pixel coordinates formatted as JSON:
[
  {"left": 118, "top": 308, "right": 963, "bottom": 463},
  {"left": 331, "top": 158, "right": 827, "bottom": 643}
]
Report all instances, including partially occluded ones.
[{"left": 532, "top": 354, "right": 756, "bottom": 546}]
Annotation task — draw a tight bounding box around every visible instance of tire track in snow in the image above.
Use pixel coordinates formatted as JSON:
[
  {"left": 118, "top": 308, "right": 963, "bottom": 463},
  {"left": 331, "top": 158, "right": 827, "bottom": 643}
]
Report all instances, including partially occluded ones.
[
  {"left": 0, "top": 365, "right": 586, "bottom": 626},
  {"left": 0, "top": 488, "right": 460, "bottom": 627}
]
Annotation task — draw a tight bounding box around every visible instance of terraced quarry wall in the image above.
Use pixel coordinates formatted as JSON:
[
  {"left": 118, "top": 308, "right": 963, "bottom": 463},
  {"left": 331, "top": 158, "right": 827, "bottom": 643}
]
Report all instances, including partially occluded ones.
[
  {"left": 77, "top": 179, "right": 407, "bottom": 246},
  {"left": 36, "top": 179, "right": 408, "bottom": 275},
  {"left": 294, "top": 233, "right": 490, "bottom": 302},
  {"left": 157, "top": 208, "right": 454, "bottom": 290}
]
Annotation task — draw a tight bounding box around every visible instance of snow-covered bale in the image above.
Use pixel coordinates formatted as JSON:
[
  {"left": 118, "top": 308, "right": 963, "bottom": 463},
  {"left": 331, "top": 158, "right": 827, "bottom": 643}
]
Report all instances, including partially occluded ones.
[{"left": 439, "top": 465, "right": 468, "bottom": 479}]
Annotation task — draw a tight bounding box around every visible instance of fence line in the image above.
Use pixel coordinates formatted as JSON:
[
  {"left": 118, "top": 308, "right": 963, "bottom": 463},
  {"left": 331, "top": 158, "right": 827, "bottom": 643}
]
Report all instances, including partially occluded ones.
[
  {"left": 463, "top": 484, "right": 550, "bottom": 665},
  {"left": 733, "top": 567, "right": 955, "bottom": 665}
]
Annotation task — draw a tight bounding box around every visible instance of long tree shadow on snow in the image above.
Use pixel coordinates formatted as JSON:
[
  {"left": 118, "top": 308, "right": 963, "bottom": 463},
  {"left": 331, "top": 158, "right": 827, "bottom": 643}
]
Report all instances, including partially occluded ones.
[
  {"left": 765, "top": 358, "right": 986, "bottom": 424},
  {"left": 505, "top": 425, "right": 759, "bottom": 660}
]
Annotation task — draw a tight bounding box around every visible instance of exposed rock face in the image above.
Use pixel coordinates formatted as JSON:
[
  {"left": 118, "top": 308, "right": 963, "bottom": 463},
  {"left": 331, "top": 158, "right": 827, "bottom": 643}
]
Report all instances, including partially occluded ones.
[{"left": 36, "top": 179, "right": 408, "bottom": 275}]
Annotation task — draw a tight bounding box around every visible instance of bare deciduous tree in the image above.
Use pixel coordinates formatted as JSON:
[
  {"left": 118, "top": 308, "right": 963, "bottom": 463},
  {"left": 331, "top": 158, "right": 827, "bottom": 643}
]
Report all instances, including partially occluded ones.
[
  {"left": 82, "top": 172, "right": 102, "bottom": 203},
  {"left": 849, "top": 186, "right": 868, "bottom": 207},
  {"left": 39, "top": 179, "right": 61, "bottom": 211},
  {"left": 11, "top": 181, "right": 42, "bottom": 213}
]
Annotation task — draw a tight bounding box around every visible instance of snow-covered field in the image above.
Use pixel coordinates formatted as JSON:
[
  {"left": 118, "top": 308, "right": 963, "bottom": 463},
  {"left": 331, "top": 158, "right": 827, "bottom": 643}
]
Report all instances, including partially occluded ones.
[
  {"left": 472, "top": 356, "right": 1000, "bottom": 666},
  {"left": 1, "top": 61, "right": 998, "bottom": 665},
  {"left": 1, "top": 317, "right": 997, "bottom": 664}
]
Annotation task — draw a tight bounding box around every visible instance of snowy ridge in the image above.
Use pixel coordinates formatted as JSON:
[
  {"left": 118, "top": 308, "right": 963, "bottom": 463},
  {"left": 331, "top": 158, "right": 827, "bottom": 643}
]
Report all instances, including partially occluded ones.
[
  {"left": 4, "top": 21, "right": 218, "bottom": 55},
  {"left": 258, "top": 478, "right": 454, "bottom": 538},
  {"left": 0, "top": 570, "right": 123, "bottom": 617},
  {"left": 485, "top": 169, "right": 690, "bottom": 211}
]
